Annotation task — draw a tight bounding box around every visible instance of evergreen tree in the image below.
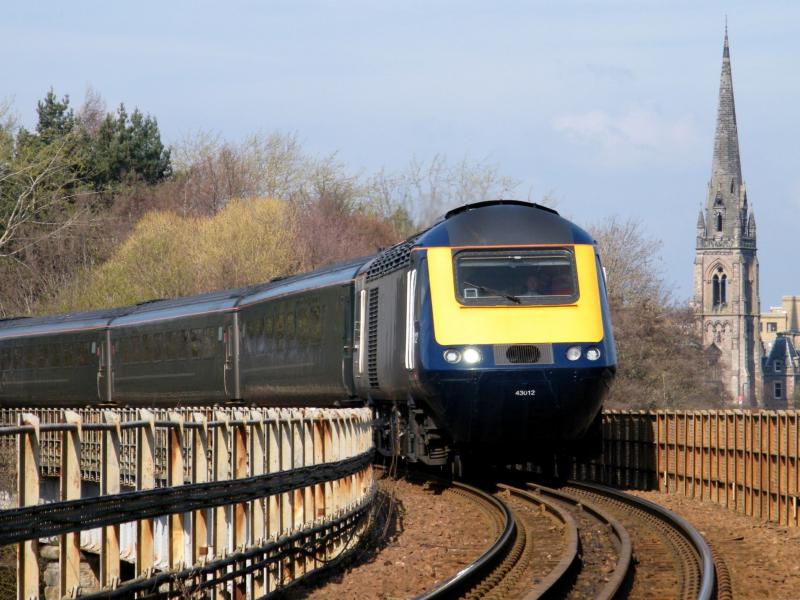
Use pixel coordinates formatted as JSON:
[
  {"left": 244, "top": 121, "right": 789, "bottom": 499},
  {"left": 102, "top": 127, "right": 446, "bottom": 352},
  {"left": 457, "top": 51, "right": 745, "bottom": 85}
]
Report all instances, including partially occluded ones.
[
  {"left": 90, "top": 103, "right": 171, "bottom": 188},
  {"left": 35, "top": 89, "right": 75, "bottom": 143}
]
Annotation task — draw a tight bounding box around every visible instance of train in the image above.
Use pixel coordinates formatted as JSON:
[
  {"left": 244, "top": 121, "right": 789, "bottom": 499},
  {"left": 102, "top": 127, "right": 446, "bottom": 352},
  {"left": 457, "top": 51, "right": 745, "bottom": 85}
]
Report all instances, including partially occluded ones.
[{"left": 0, "top": 200, "right": 616, "bottom": 465}]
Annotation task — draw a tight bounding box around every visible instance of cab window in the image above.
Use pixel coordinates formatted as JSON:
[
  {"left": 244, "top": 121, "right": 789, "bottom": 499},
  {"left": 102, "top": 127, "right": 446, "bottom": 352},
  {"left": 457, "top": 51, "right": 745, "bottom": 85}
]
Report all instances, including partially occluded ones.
[{"left": 454, "top": 248, "right": 578, "bottom": 306}]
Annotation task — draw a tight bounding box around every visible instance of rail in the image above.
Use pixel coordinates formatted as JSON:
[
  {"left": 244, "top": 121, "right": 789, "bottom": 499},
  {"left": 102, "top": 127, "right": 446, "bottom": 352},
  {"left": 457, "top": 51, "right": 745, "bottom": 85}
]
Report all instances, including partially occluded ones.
[
  {"left": 0, "top": 406, "right": 375, "bottom": 599},
  {"left": 566, "top": 480, "right": 715, "bottom": 600}
]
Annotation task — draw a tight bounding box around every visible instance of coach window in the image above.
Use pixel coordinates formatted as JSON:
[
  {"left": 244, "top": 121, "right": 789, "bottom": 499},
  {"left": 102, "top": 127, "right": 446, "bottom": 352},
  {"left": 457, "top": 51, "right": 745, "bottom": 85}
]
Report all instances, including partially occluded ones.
[
  {"left": 201, "top": 328, "right": 215, "bottom": 358},
  {"left": 0, "top": 349, "right": 9, "bottom": 370},
  {"left": 187, "top": 330, "right": 199, "bottom": 359},
  {"left": 275, "top": 314, "right": 285, "bottom": 350},
  {"left": 310, "top": 305, "right": 322, "bottom": 344},
  {"left": 296, "top": 306, "right": 309, "bottom": 344},
  {"left": 775, "top": 381, "right": 783, "bottom": 400},
  {"left": 75, "top": 343, "right": 90, "bottom": 367},
  {"left": 50, "top": 343, "right": 62, "bottom": 368},
  {"left": 12, "top": 347, "right": 22, "bottom": 369},
  {"left": 264, "top": 316, "right": 273, "bottom": 353}
]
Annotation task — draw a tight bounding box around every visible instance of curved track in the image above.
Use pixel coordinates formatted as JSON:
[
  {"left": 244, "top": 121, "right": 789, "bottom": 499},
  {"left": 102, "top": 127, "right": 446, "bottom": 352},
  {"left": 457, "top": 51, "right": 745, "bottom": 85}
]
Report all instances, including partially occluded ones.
[
  {"left": 413, "top": 475, "right": 722, "bottom": 600},
  {"left": 559, "top": 480, "right": 718, "bottom": 600}
]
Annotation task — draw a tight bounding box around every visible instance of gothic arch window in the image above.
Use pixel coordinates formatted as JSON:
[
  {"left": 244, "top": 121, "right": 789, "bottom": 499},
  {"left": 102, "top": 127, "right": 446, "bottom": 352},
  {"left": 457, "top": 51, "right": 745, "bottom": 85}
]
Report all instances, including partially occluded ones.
[
  {"left": 730, "top": 178, "right": 735, "bottom": 193},
  {"left": 715, "top": 213, "right": 723, "bottom": 232},
  {"left": 712, "top": 266, "right": 726, "bottom": 307},
  {"left": 720, "top": 274, "right": 727, "bottom": 304}
]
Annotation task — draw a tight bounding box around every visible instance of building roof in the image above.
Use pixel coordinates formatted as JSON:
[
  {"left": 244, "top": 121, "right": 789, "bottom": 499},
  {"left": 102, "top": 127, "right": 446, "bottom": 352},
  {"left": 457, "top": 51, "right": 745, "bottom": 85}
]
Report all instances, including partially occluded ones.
[{"left": 764, "top": 334, "right": 799, "bottom": 369}]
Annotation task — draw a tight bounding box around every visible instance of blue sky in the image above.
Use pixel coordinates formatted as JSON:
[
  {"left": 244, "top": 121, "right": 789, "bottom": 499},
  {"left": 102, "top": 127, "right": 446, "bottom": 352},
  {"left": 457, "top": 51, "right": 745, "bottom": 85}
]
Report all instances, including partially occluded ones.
[{"left": 2, "top": 1, "right": 799, "bottom": 306}]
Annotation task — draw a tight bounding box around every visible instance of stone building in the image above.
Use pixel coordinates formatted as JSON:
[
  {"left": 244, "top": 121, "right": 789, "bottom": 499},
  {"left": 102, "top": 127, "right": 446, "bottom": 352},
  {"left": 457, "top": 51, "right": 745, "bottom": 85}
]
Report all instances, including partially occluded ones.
[
  {"left": 692, "top": 29, "right": 763, "bottom": 406},
  {"left": 761, "top": 296, "right": 800, "bottom": 351},
  {"left": 762, "top": 334, "right": 799, "bottom": 408}
]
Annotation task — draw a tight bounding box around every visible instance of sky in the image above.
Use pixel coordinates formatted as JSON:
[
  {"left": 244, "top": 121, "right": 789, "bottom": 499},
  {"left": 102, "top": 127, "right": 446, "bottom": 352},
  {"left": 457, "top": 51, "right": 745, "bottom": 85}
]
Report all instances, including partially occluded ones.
[{"left": 2, "top": 1, "right": 799, "bottom": 306}]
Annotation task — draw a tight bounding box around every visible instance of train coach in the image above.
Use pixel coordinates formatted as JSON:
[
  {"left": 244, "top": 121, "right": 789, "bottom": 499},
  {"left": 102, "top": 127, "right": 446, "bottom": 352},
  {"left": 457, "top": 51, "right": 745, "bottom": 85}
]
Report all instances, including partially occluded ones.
[{"left": 0, "top": 200, "right": 615, "bottom": 465}]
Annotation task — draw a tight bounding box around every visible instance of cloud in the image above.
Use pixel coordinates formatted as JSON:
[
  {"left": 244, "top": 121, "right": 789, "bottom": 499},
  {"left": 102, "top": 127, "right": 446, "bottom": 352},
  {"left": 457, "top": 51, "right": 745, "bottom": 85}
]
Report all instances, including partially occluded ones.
[{"left": 552, "top": 107, "right": 702, "bottom": 167}]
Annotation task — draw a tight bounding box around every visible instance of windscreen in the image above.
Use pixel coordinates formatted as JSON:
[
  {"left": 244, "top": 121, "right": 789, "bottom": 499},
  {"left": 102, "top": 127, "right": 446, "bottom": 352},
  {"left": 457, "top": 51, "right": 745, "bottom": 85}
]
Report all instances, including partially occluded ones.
[{"left": 455, "top": 248, "right": 578, "bottom": 305}]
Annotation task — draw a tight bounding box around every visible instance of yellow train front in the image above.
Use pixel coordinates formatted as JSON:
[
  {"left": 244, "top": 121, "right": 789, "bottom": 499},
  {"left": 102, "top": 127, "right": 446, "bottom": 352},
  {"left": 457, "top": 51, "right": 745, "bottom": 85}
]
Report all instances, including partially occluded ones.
[{"left": 355, "top": 200, "right": 616, "bottom": 465}]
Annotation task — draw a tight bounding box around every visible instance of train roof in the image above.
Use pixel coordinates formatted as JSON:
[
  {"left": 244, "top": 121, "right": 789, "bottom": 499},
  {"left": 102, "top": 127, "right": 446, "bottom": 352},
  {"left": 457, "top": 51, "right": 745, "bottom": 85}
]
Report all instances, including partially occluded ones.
[
  {"left": 0, "top": 256, "right": 369, "bottom": 340},
  {"left": 418, "top": 199, "right": 594, "bottom": 247}
]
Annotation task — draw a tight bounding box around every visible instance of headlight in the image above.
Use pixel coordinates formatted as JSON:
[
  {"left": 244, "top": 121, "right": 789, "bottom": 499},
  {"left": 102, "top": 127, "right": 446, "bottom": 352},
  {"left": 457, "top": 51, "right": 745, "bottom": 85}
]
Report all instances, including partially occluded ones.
[
  {"left": 585, "top": 347, "right": 601, "bottom": 361},
  {"left": 462, "top": 348, "right": 482, "bottom": 364},
  {"left": 443, "top": 349, "right": 462, "bottom": 364},
  {"left": 566, "top": 346, "right": 582, "bottom": 361}
]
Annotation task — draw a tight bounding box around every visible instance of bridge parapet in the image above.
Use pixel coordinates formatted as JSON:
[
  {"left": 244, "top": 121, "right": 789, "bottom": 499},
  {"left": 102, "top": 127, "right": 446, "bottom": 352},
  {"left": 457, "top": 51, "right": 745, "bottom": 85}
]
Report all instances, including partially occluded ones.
[{"left": 0, "top": 405, "right": 375, "bottom": 598}]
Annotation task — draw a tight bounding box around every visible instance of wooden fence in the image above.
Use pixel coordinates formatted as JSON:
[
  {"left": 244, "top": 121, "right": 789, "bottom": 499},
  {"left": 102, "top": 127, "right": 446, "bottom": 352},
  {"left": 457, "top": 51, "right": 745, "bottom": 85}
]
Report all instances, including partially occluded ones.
[
  {"left": 0, "top": 406, "right": 375, "bottom": 599},
  {"left": 574, "top": 410, "right": 800, "bottom": 527}
]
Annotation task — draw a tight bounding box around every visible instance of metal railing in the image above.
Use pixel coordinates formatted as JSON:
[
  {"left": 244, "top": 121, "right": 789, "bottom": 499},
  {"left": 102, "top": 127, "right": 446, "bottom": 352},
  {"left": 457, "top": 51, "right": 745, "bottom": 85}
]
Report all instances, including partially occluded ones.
[{"left": 0, "top": 406, "right": 375, "bottom": 599}]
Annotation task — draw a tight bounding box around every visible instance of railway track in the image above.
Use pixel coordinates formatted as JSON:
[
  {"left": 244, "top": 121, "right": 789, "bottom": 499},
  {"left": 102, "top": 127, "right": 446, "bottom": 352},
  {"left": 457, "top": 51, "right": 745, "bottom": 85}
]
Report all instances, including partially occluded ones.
[{"left": 412, "top": 475, "right": 727, "bottom": 600}]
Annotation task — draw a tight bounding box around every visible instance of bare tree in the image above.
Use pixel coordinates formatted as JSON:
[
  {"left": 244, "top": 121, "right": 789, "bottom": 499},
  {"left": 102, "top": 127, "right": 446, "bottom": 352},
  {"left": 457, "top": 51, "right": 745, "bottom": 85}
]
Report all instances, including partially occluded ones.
[
  {"left": 589, "top": 216, "right": 728, "bottom": 409},
  {"left": 588, "top": 216, "right": 667, "bottom": 305},
  {"left": 75, "top": 86, "right": 107, "bottom": 136},
  {"left": 0, "top": 139, "right": 92, "bottom": 261},
  {"left": 369, "top": 154, "right": 520, "bottom": 227}
]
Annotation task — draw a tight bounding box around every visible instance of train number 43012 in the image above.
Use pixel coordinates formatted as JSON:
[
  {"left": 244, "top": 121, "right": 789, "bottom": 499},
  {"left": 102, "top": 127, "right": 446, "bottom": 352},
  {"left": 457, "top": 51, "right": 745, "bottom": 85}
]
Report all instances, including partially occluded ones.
[{"left": 514, "top": 389, "right": 536, "bottom": 397}]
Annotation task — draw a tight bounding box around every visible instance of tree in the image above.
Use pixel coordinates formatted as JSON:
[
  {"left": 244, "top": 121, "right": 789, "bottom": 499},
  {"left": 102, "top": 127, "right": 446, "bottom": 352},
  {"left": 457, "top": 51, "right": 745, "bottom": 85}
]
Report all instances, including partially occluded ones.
[
  {"left": 49, "top": 198, "right": 300, "bottom": 311},
  {"left": 589, "top": 216, "right": 728, "bottom": 409},
  {"left": 369, "top": 154, "right": 521, "bottom": 227},
  {"left": 588, "top": 216, "right": 666, "bottom": 306},
  {"left": 35, "top": 89, "right": 75, "bottom": 143},
  {"left": 90, "top": 103, "right": 171, "bottom": 188},
  {"left": 0, "top": 136, "right": 89, "bottom": 261}
]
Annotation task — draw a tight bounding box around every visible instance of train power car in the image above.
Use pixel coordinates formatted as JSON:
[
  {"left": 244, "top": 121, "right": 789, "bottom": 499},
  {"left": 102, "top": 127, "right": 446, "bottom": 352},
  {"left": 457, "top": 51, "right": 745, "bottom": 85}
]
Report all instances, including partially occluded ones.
[{"left": 0, "top": 200, "right": 615, "bottom": 465}]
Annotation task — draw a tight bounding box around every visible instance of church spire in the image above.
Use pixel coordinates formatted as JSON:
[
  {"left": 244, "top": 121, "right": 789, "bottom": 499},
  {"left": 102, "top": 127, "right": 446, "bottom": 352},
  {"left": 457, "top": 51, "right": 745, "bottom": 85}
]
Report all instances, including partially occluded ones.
[{"left": 711, "top": 26, "right": 742, "bottom": 190}]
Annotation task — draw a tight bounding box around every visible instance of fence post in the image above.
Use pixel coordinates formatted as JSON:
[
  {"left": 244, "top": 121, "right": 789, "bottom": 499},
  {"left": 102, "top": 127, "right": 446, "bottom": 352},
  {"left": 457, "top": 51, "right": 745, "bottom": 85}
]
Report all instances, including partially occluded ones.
[
  {"left": 168, "top": 411, "right": 185, "bottom": 570},
  {"left": 191, "top": 412, "right": 209, "bottom": 565},
  {"left": 302, "top": 410, "right": 314, "bottom": 574},
  {"left": 16, "top": 413, "right": 40, "bottom": 600},
  {"left": 59, "top": 410, "right": 82, "bottom": 598},
  {"left": 232, "top": 411, "right": 248, "bottom": 600},
  {"left": 101, "top": 410, "right": 121, "bottom": 589},
  {"left": 137, "top": 408, "right": 156, "bottom": 577},
  {"left": 267, "top": 408, "right": 281, "bottom": 592},
  {"left": 280, "top": 409, "right": 293, "bottom": 584},
  {"left": 292, "top": 409, "right": 305, "bottom": 577},
  {"left": 213, "top": 410, "right": 230, "bottom": 562},
  {"left": 250, "top": 409, "right": 266, "bottom": 597}
]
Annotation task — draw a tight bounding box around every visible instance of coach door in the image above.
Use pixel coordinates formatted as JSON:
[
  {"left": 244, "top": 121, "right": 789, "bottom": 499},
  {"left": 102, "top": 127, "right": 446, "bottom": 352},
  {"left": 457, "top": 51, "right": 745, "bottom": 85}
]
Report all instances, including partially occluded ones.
[
  {"left": 96, "top": 330, "right": 113, "bottom": 404},
  {"left": 223, "top": 314, "right": 241, "bottom": 400}
]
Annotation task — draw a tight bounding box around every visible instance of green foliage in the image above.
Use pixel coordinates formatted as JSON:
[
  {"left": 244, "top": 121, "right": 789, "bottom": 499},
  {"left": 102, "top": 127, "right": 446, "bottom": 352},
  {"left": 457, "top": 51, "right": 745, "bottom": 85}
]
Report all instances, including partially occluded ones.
[
  {"left": 90, "top": 104, "right": 171, "bottom": 188},
  {"left": 49, "top": 198, "right": 299, "bottom": 312},
  {"left": 36, "top": 89, "right": 75, "bottom": 142}
]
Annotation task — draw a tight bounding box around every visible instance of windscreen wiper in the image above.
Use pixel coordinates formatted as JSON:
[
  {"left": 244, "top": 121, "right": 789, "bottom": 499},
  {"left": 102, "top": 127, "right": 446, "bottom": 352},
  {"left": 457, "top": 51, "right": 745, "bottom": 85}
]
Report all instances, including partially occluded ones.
[{"left": 463, "top": 281, "right": 521, "bottom": 304}]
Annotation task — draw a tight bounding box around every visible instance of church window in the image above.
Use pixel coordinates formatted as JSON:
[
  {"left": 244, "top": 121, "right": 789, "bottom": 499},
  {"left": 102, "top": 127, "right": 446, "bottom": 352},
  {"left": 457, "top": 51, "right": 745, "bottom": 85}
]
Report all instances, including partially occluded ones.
[
  {"left": 712, "top": 267, "right": 727, "bottom": 307},
  {"left": 775, "top": 360, "right": 783, "bottom": 373},
  {"left": 716, "top": 213, "right": 723, "bottom": 232},
  {"left": 730, "top": 178, "right": 735, "bottom": 193},
  {"left": 774, "top": 381, "right": 783, "bottom": 400},
  {"left": 712, "top": 275, "right": 720, "bottom": 306},
  {"left": 767, "top": 322, "right": 778, "bottom": 332}
]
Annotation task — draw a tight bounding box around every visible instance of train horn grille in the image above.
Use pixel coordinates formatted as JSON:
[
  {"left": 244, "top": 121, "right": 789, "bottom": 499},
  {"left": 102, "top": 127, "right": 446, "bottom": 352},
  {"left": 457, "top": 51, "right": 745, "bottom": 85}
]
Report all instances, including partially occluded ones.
[{"left": 493, "top": 344, "right": 553, "bottom": 365}]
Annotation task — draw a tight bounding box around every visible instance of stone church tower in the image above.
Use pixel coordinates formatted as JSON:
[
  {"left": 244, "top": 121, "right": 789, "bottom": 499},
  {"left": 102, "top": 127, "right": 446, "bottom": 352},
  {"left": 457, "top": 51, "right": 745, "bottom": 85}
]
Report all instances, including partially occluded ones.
[{"left": 693, "top": 28, "right": 763, "bottom": 406}]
